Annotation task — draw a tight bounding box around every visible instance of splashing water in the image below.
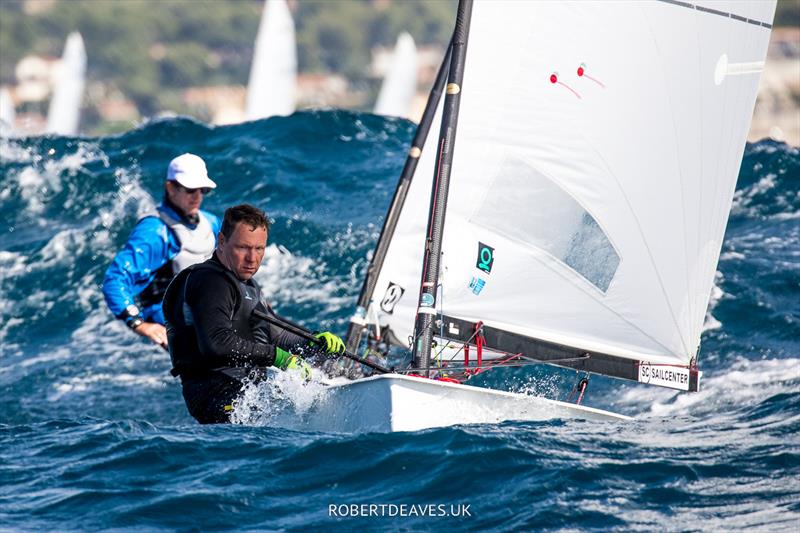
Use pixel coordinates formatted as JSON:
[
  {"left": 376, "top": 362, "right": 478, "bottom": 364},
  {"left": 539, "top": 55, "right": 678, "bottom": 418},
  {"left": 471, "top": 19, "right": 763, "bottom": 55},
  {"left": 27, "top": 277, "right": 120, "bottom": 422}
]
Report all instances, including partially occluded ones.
[{"left": 229, "top": 369, "right": 329, "bottom": 427}]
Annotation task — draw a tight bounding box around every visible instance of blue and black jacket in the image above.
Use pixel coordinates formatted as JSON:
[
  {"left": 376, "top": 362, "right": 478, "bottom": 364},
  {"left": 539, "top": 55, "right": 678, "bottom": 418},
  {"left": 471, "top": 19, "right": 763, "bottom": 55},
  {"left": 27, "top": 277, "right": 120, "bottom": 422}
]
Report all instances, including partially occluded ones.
[{"left": 102, "top": 201, "right": 221, "bottom": 325}]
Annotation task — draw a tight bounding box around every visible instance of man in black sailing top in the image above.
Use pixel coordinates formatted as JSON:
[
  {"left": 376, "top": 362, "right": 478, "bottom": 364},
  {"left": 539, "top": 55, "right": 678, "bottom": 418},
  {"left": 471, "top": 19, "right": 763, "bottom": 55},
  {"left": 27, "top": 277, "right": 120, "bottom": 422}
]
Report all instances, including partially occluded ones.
[
  {"left": 163, "top": 204, "right": 346, "bottom": 424},
  {"left": 103, "top": 153, "right": 221, "bottom": 348}
]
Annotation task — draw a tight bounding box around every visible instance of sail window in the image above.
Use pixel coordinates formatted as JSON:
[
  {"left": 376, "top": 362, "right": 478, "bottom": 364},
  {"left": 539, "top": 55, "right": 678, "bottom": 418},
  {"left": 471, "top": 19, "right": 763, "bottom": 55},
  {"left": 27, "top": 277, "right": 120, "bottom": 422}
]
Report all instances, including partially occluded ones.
[{"left": 469, "top": 157, "right": 619, "bottom": 292}]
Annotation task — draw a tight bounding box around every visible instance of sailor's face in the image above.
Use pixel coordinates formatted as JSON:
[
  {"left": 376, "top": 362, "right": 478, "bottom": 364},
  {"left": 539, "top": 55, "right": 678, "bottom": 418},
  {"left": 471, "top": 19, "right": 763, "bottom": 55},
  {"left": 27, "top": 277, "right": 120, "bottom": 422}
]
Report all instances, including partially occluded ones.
[
  {"left": 166, "top": 181, "right": 204, "bottom": 217},
  {"left": 218, "top": 222, "right": 267, "bottom": 281}
]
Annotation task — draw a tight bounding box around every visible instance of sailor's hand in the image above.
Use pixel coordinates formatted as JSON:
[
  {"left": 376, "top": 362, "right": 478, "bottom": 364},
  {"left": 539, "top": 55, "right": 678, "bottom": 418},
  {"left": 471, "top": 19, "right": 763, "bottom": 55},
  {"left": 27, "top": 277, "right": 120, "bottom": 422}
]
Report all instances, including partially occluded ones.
[
  {"left": 314, "top": 331, "right": 345, "bottom": 355},
  {"left": 133, "top": 322, "right": 168, "bottom": 349},
  {"left": 286, "top": 356, "right": 313, "bottom": 381},
  {"left": 274, "top": 347, "right": 294, "bottom": 369},
  {"left": 275, "top": 347, "right": 312, "bottom": 380}
]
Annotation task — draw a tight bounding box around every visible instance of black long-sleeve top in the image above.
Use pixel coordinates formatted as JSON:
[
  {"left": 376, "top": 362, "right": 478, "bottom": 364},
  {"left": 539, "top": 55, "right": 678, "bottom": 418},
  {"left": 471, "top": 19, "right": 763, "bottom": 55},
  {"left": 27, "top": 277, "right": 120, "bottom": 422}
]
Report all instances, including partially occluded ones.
[{"left": 166, "top": 254, "right": 307, "bottom": 374}]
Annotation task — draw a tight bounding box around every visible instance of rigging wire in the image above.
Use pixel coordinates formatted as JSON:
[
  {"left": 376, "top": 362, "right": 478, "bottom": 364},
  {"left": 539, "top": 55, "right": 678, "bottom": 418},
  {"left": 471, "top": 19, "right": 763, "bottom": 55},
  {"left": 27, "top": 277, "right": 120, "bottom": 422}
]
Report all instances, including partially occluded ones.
[{"left": 396, "top": 354, "right": 591, "bottom": 377}]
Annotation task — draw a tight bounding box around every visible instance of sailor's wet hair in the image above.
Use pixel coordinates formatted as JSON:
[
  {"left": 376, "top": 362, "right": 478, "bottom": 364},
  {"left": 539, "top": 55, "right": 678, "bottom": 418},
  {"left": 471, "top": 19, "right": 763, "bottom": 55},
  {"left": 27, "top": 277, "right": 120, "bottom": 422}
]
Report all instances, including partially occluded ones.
[{"left": 221, "top": 204, "right": 270, "bottom": 238}]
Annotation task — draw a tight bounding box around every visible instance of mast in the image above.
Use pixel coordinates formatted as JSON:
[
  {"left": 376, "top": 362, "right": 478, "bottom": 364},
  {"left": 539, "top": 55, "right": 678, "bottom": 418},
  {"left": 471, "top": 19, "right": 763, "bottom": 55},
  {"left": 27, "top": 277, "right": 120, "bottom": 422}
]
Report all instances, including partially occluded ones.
[
  {"left": 412, "top": 0, "right": 473, "bottom": 373},
  {"left": 345, "top": 41, "right": 454, "bottom": 353}
]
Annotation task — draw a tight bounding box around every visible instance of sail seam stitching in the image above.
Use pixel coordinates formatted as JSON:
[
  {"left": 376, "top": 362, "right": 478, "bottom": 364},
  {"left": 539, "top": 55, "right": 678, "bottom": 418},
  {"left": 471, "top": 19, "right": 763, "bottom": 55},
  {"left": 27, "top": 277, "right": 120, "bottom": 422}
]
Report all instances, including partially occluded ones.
[
  {"left": 641, "top": 6, "right": 695, "bottom": 359},
  {"left": 580, "top": 135, "right": 690, "bottom": 358}
]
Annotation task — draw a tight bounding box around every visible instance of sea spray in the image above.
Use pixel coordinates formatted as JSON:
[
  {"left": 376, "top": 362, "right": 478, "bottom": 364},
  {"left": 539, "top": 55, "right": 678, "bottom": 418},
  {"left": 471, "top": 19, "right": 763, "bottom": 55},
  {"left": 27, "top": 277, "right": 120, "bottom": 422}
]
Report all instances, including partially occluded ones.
[{"left": 229, "top": 368, "right": 328, "bottom": 427}]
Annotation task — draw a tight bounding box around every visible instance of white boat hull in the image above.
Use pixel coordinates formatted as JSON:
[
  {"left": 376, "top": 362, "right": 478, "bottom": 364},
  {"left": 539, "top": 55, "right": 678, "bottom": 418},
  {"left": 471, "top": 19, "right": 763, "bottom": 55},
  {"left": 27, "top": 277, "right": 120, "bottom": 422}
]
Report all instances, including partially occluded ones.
[{"left": 304, "top": 374, "right": 630, "bottom": 433}]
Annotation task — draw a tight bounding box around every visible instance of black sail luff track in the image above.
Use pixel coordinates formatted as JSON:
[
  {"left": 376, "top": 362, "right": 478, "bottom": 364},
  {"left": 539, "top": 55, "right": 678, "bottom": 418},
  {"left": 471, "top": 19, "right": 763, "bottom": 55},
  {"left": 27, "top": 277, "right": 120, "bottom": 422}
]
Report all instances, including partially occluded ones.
[
  {"left": 345, "top": 41, "right": 454, "bottom": 353},
  {"left": 412, "top": 0, "right": 473, "bottom": 373}
]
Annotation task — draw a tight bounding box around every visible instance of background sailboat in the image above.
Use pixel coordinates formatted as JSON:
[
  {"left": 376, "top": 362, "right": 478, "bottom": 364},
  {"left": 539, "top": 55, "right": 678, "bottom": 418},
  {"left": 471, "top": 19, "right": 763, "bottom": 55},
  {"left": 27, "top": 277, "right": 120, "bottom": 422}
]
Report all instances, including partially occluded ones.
[
  {"left": 246, "top": 0, "right": 297, "bottom": 120},
  {"left": 46, "top": 32, "right": 86, "bottom": 136},
  {"left": 373, "top": 32, "right": 418, "bottom": 119},
  {"left": 0, "top": 87, "right": 14, "bottom": 135}
]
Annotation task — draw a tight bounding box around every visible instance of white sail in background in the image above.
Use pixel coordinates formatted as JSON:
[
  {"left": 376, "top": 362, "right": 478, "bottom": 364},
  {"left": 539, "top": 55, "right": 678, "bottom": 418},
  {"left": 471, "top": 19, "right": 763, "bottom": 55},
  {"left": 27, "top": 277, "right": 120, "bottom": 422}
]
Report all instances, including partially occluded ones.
[
  {"left": 374, "top": 32, "right": 418, "bottom": 118},
  {"left": 364, "top": 1, "right": 775, "bottom": 379},
  {"left": 46, "top": 32, "right": 86, "bottom": 135},
  {"left": 246, "top": 0, "right": 297, "bottom": 120},
  {"left": 0, "top": 87, "right": 14, "bottom": 134}
]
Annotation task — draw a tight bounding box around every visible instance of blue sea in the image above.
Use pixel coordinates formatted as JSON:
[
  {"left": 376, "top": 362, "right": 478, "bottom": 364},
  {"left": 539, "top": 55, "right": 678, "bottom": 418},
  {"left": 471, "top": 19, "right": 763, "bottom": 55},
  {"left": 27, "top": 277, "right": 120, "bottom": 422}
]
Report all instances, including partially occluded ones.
[{"left": 1, "top": 113, "right": 798, "bottom": 531}]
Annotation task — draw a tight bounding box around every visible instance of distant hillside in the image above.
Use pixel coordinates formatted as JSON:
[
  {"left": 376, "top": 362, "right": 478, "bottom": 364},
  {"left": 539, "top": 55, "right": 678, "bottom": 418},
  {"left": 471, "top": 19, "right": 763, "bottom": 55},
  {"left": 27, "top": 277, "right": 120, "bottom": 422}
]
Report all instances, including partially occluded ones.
[{"left": 0, "top": 0, "right": 456, "bottom": 115}]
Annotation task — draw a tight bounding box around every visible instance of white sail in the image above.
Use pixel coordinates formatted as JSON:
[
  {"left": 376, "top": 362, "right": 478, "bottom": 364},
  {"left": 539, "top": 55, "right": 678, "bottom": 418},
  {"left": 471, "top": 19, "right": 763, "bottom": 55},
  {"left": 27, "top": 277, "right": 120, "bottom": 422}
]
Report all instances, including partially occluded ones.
[
  {"left": 366, "top": 98, "right": 444, "bottom": 347},
  {"left": 246, "top": 0, "right": 297, "bottom": 120},
  {"left": 0, "top": 87, "right": 14, "bottom": 134},
  {"left": 374, "top": 32, "right": 418, "bottom": 118},
  {"left": 364, "top": 1, "right": 775, "bottom": 385},
  {"left": 46, "top": 32, "right": 86, "bottom": 135}
]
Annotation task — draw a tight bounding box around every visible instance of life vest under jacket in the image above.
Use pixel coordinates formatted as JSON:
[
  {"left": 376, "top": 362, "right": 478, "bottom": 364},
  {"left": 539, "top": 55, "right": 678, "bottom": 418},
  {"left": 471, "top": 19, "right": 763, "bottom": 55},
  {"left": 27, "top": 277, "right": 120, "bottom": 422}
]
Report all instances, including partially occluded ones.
[
  {"left": 163, "top": 258, "right": 266, "bottom": 378},
  {"left": 139, "top": 207, "right": 215, "bottom": 308}
]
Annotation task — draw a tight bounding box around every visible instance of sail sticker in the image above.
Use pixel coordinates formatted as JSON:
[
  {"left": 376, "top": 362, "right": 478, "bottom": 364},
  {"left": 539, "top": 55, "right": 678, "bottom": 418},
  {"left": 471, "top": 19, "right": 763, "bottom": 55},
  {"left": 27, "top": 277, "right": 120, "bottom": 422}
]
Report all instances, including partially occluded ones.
[
  {"left": 638, "top": 363, "right": 690, "bottom": 391},
  {"left": 576, "top": 63, "right": 605, "bottom": 88},
  {"left": 476, "top": 242, "right": 495, "bottom": 274},
  {"left": 420, "top": 292, "right": 435, "bottom": 307},
  {"left": 380, "top": 282, "right": 405, "bottom": 314},
  {"left": 549, "top": 72, "right": 581, "bottom": 99},
  {"left": 469, "top": 277, "right": 486, "bottom": 295}
]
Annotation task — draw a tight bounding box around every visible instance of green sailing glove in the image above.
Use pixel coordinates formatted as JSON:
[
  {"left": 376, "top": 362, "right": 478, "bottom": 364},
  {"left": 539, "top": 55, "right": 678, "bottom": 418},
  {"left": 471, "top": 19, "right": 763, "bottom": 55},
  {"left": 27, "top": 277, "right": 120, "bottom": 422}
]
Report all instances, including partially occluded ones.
[
  {"left": 275, "top": 347, "right": 312, "bottom": 380},
  {"left": 314, "top": 331, "right": 345, "bottom": 355},
  {"left": 274, "top": 347, "right": 294, "bottom": 369},
  {"left": 286, "top": 356, "right": 312, "bottom": 381}
]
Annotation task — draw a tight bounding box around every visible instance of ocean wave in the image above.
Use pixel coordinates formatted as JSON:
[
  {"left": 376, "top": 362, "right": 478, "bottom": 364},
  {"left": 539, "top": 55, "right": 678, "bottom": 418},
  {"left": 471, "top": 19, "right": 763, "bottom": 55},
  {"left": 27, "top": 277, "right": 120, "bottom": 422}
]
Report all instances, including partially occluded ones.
[{"left": 1, "top": 114, "right": 798, "bottom": 531}]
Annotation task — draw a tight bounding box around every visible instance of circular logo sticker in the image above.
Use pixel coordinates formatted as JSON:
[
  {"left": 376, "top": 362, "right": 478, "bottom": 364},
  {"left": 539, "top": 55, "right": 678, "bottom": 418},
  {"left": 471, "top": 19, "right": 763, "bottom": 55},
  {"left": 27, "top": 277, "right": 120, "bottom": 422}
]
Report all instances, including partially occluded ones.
[{"left": 420, "top": 293, "right": 435, "bottom": 307}]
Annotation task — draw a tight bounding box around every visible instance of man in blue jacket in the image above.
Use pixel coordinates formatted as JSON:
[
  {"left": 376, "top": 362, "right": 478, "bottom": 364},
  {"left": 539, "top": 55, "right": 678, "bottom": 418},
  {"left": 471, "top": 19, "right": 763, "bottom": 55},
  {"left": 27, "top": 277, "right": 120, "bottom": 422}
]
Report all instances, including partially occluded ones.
[{"left": 103, "top": 153, "right": 221, "bottom": 348}]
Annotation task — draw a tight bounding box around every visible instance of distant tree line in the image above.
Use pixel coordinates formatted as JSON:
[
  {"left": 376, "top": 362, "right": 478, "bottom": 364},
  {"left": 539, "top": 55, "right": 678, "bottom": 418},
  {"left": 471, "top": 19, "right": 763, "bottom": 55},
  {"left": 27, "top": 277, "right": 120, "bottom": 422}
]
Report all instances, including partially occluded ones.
[
  {"left": 0, "top": 0, "right": 796, "bottom": 119},
  {"left": 0, "top": 0, "right": 456, "bottom": 115}
]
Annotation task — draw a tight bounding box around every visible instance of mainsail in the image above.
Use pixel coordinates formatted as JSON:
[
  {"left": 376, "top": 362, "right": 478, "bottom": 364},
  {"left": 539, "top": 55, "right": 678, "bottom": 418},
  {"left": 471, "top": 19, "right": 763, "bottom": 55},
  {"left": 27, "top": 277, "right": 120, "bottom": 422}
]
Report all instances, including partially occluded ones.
[
  {"left": 246, "top": 0, "right": 297, "bottom": 120},
  {"left": 354, "top": 0, "right": 776, "bottom": 392}
]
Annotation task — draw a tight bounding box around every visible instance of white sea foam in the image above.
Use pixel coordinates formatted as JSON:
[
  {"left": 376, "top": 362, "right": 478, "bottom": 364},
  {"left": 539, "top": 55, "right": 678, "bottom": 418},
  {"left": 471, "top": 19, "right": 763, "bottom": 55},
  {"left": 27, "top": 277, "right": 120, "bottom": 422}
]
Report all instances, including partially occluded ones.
[
  {"left": 37, "top": 228, "right": 85, "bottom": 267},
  {"left": 702, "top": 277, "right": 725, "bottom": 333},
  {"left": 14, "top": 142, "right": 109, "bottom": 216},
  {"left": 0, "top": 138, "right": 35, "bottom": 162},
  {"left": 512, "top": 373, "right": 563, "bottom": 400},
  {"left": 735, "top": 172, "right": 777, "bottom": 206},
  {"left": 616, "top": 357, "right": 800, "bottom": 418},
  {"left": 0, "top": 316, "right": 24, "bottom": 359},
  {"left": 730, "top": 168, "right": 798, "bottom": 221},
  {"left": 255, "top": 244, "right": 350, "bottom": 314},
  {"left": 229, "top": 368, "right": 328, "bottom": 426},
  {"left": 719, "top": 250, "right": 746, "bottom": 260},
  {"left": 49, "top": 372, "right": 168, "bottom": 401},
  {"left": 109, "top": 166, "right": 157, "bottom": 219},
  {"left": 0, "top": 250, "right": 27, "bottom": 278},
  {"left": 16, "top": 167, "right": 50, "bottom": 214},
  {"left": 773, "top": 210, "right": 800, "bottom": 220}
]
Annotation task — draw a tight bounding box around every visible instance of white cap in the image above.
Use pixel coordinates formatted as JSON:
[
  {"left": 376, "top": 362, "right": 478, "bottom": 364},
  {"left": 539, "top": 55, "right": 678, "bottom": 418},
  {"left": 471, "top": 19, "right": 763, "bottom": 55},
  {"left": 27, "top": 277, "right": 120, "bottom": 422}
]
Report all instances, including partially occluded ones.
[{"left": 166, "top": 153, "right": 217, "bottom": 189}]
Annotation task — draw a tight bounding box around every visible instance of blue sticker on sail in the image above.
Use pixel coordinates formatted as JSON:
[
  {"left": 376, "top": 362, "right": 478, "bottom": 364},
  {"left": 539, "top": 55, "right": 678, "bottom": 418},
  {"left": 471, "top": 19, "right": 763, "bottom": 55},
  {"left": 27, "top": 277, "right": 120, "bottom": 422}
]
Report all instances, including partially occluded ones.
[
  {"left": 476, "top": 242, "right": 494, "bottom": 274},
  {"left": 469, "top": 277, "right": 486, "bottom": 295},
  {"left": 420, "top": 293, "right": 435, "bottom": 307}
]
